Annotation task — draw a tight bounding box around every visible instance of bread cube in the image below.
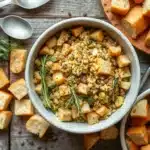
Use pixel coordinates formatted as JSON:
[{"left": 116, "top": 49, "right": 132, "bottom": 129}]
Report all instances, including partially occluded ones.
[
  {"left": 87, "top": 112, "right": 99, "bottom": 125},
  {"left": 59, "top": 85, "right": 70, "bottom": 97},
  {"left": 96, "top": 105, "right": 108, "bottom": 117},
  {"left": 127, "top": 126, "right": 148, "bottom": 146},
  {"left": 117, "top": 55, "right": 131, "bottom": 68},
  {"left": 131, "top": 100, "right": 148, "bottom": 119},
  {"left": 96, "top": 58, "right": 112, "bottom": 75},
  {"left": 84, "top": 133, "right": 100, "bottom": 150},
  {"left": 141, "top": 145, "right": 150, "bottom": 150},
  {"left": 15, "top": 99, "right": 34, "bottom": 116},
  {"left": 26, "top": 114, "right": 50, "bottom": 138},
  {"left": 35, "top": 84, "right": 42, "bottom": 94},
  {"left": 10, "top": 49, "right": 27, "bottom": 74},
  {"left": 34, "top": 71, "right": 41, "bottom": 84},
  {"left": 57, "top": 31, "right": 69, "bottom": 46},
  {"left": 100, "top": 125, "right": 119, "bottom": 140},
  {"left": 115, "top": 96, "right": 124, "bottom": 108},
  {"left": 145, "top": 30, "right": 150, "bottom": 47},
  {"left": 126, "top": 139, "right": 139, "bottom": 150},
  {"left": 77, "top": 83, "right": 88, "bottom": 95},
  {"left": 0, "top": 68, "right": 9, "bottom": 89},
  {"left": 119, "top": 67, "right": 131, "bottom": 78},
  {"left": 71, "top": 106, "right": 79, "bottom": 119},
  {"left": 62, "top": 43, "right": 72, "bottom": 56},
  {"left": 120, "top": 81, "right": 131, "bottom": 90},
  {"left": 81, "top": 102, "right": 91, "bottom": 114},
  {"left": 52, "top": 72, "right": 65, "bottom": 85},
  {"left": 71, "top": 26, "right": 84, "bottom": 37},
  {"left": 8, "top": 78, "right": 27, "bottom": 100},
  {"left": 57, "top": 108, "right": 72, "bottom": 121},
  {"left": 0, "top": 91, "right": 12, "bottom": 111},
  {"left": 0, "top": 111, "right": 12, "bottom": 129},
  {"left": 39, "top": 46, "right": 54, "bottom": 55},
  {"left": 46, "top": 36, "right": 57, "bottom": 48},
  {"left": 51, "top": 63, "right": 61, "bottom": 71},
  {"left": 130, "top": 117, "right": 149, "bottom": 126},
  {"left": 109, "top": 46, "right": 122, "bottom": 56},
  {"left": 90, "top": 30, "right": 104, "bottom": 42}
]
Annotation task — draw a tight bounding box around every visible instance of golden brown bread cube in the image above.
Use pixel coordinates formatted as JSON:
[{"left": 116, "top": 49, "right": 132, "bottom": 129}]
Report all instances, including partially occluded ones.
[
  {"left": 26, "top": 114, "right": 50, "bottom": 138},
  {"left": 81, "top": 102, "right": 91, "bottom": 114},
  {"left": 8, "top": 78, "right": 27, "bottom": 100},
  {"left": 14, "top": 99, "right": 34, "bottom": 116},
  {"left": 57, "top": 31, "right": 69, "bottom": 46},
  {"left": 10, "top": 49, "right": 27, "bottom": 74},
  {"left": 35, "top": 84, "right": 42, "bottom": 94},
  {"left": 57, "top": 108, "right": 72, "bottom": 121},
  {"left": 109, "top": 46, "right": 122, "bottom": 56},
  {"left": 126, "top": 139, "right": 139, "bottom": 150},
  {"left": 39, "top": 46, "right": 54, "bottom": 55},
  {"left": 96, "top": 105, "right": 108, "bottom": 117},
  {"left": 90, "top": 30, "right": 104, "bottom": 42},
  {"left": 52, "top": 72, "right": 65, "bottom": 85},
  {"left": 0, "top": 68, "right": 9, "bottom": 89},
  {"left": 0, "top": 91, "right": 12, "bottom": 111},
  {"left": 141, "top": 144, "right": 150, "bottom": 150},
  {"left": 87, "top": 112, "right": 99, "bottom": 125},
  {"left": 71, "top": 26, "right": 84, "bottom": 37},
  {"left": 77, "top": 83, "right": 88, "bottom": 95},
  {"left": 46, "top": 36, "right": 57, "bottom": 48},
  {"left": 0, "top": 111, "right": 12, "bottom": 129},
  {"left": 117, "top": 55, "right": 131, "bottom": 68}
]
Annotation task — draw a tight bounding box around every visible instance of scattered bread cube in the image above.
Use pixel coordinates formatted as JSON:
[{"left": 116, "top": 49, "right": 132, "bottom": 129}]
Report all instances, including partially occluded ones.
[
  {"left": 77, "top": 83, "right": 88, "bottom": 95},
  {"left": 71, "top": 106, "right": 79, "bottom": 119},
  {"left": 10, "top": 49, "right": 27, "bottom": 74},
  {"left": 0, "top": 91, "right": 12, "bottom": 111},
  {"left": 100, "top": 125, "right": 119, "bottom": 140},
  {"left": 0, "top": 68, "right": 9, "bottom": 89},
  {"left": 59, "top": 84, "right": 70, "bottom": 96},
  {"left": 14, "top": 99, "right": 34, "bottom": 116},
  {"left": 0, "top": 111, "right": 12, "bottom": 129},
  {"left": 111, "top": 0, "right": 130, "bottom": 15},
  {"left": 87, "top": 112, "right": 99, "bottom": 125},
  {"left": 90, "top": 30, "right": 104, "bottom": 42},
  {"left": 51, "top": 63, "right": 61, "bottom": 71},
  {"left": 96, "top": 105, "right": 108, "bottom": 117},
  {"left": 122, "top": 6, "right": 148, "bottom": 39},
  {"left": 62, "top": 43, "right": 72, "bottom": 56},
  {"left": 143, "top": 0, "right": 150, "bottom": 17},
  {"left": 39, "top": 46, "right": 54, "bottom": 55},
  {"left": 109, "top": 46, "right": 122, "bottom": 56},
  {"left": 115, "top": 96, "right": 124, "bottom": 108},
  {"left": 141, "top": 145, "right": 150, "bottom": 150},
  {"left": 71, "top": 26, "right": 84, "bottom": 37},
  {"left": 8, "top": 78, "right": 27, "bottom": 100},
  {"left": 81, "top": 102, "right": 91, "bottom": 114},
  {"left": 84, "top": 133, "right": 100, "bottom": 150},
  {"left": 52, "top": 72, "right": 65, "bottom": 85},
  {"left": 35, "top": 84, "right": 42, "bottom": 94},
  {"left": 120, "top": 81, "right": 131, "bottom": 90},
  {"left": 57, "top": 31, "right": 69, "bottom": 46},
  {"left": 26, "top": 114, "right": 50, "bottom": 138},
  {"left": 126, "top": 139, "right": 139, "bottom": 150},
  {"left": 57, "top": 108, "right": 72, "bottom": 121},
  {"left": 46, "top": 36, "right": 57, "bottom": 48},
  {"left": 34, "top": 71, "right": 41, "bottom": 84},
  {"left": 119, "top": 67, "right": 131, "bottom": 78},
  {"left": 145, "top": 30, "right": 150, "bottom": 47},
  {"left": 127, "top": 126, "right": 148, "bottom": 146},
  {"left": 117, "top": 55, "right": 131, "bottom": 68}
]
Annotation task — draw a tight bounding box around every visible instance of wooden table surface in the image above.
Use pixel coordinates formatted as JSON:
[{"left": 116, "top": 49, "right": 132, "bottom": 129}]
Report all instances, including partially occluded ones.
[{"left": 0, "top": 0, "right": 150, "bottom": 150}]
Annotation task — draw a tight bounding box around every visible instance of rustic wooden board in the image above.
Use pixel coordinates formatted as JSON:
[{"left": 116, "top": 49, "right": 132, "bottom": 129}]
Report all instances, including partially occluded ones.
[{"left": 101, "top": 0, "right": 150, "bottom": 54}]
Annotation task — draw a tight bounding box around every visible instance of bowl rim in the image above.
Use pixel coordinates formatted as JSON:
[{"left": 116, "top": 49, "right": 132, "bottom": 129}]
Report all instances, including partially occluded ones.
[
  {"left": 120, "top": 88, "right": 150, "bottom": 150},
  {"left": 25, "top": 17, "right": 140, "bottom": 134}
]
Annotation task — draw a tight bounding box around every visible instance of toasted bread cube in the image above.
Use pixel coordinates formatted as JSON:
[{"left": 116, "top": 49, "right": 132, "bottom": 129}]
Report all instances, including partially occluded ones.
[
  {"left": 126, "top": 139, "right": 139, "bottom": 150},
  {"left": 26, "top": 114, "right": 49, "bottom": 138},
  {"left": 130, "top": 117, "right": 149, "bottom": 126},
  {"left": 15, "top": 99, "right": 34, "bottom": 116},
  {"left": 59, "top": 85, "right": 70, "bottom": 97},
  {"left": 127, "top": 126, "right": 148, "bottom": 146},
  {"left": 117, "top": 55, "right": 131, "bottom": 68},
  {"left": 0, "top": 91, "right": 12, "bottom": 111},
  {"left": 120, "top": 81, "right": 131, "bottom": 90},
  {"left": 34, "top": 71, "right": 41, "bottom": 83},
  {"left": 10, "top": 49, "right": 27, "bottom": 74},
  {"left": 115, "top": 96, "right": 124, "bottom": 108},
  {"left": 77, "top": 83, "right": 88, "bottom": 95},
  {"left": 100, "top": 125, "right": 119, "bottom": 140},
  {"left": 96, "top": 105, "right": 108, "bottom": 117},
  {"left": 109, "top": 46, "right": 122, "bottom": 56},
  {"left": 35, "top": 84, "right": 42, "bottom": 94},
  {"left": 131, "top": 99, "right": 149, "bottom": 119},
  {"left": 46, "top": 36, "right": 57, "bottom": 48},
  {"left": 81, "top": 102, "right": 91, "bottom": 114},
  {"left": 0, "top": 68, "right": 9, "bottom": 89},
  {"left": 96, "top": 58, "right": 112, "bottom": 75},
  {"left": 52, "top": 72, "right": 65, "bottom": 85},
  {"left": 90, "top": 30, "right": 104, "bottom": 42},
  {"left": 87, "top": 112, "right": 99, "bottom": 125},
  {"left": 39, "top": 46, "right": 54, "bottom": 55},
  {"left": 141, "top": 145, "right": 150, "bottom": 150},
  {"left": 0, "top": 111, "right": 12, "bottom": 129},
  {"left": 51, "top": 63, "right": 61, "bottom": 71},
  {"left": 84, "top": 133, "right": 100, "bottom": 150},
  {"left": 57, "top": 108, "right": 72, "bottom": 121},
  {"left": 57, "top": 31, "right": 69, "bottom": 46},
  {"left": 71, "top": 26, "right": 84, "bottom": 37},
  {"left": 8, "top": 78, "right": 27, "bottom": 100},
  {"left": 119, "top": 67, "right": 131, "bottom": 78},
  {"left": 71, "top": 106, "right": 79, "bottom": 119},
  {"left": 62, "top": 43, "right": 72, "bottom": 56}
]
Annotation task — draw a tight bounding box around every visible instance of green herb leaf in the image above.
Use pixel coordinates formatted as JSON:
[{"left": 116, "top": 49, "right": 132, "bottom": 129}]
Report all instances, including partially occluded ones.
[{"left": 79, "top": 95, "right": 95, "bottom": 105}]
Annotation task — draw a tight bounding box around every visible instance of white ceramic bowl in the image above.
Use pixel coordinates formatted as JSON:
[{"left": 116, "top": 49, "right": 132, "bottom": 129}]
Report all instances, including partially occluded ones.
[
  {"left": 25, "top": 17, "right": 140, "bottom": 134},
  {"left": 120, "top": 89, "right": 150, "bottom": 150}
]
